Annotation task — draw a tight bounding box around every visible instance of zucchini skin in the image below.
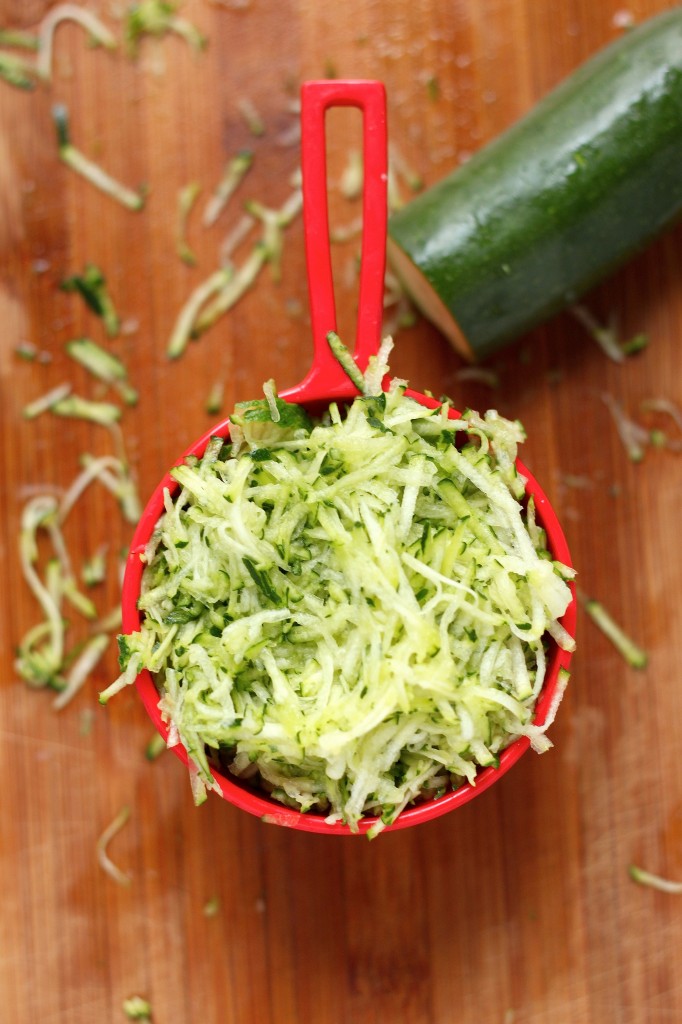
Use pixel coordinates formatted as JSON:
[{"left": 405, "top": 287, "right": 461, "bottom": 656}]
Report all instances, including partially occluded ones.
[{"left": 388, "top": 9, "right": 682, "bottom": 360}]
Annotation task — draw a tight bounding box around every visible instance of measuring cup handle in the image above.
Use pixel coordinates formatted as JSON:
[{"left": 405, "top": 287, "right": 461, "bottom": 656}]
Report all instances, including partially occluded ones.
[{"left": 301, "top": 79, "right": 388, "bottom": 394}]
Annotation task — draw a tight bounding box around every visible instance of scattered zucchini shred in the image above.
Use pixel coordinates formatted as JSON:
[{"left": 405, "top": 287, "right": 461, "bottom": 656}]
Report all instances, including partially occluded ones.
[
  {"left": 122, "top": 995, "right": 152, "bottom": 1021},
  {"left": 103, "top": 336, "right": 574, "bottom": 833},
  {"left": 426, "top": 75, "right": 441, "bottom": 102},
  {"left": 82, "top": 545, "right": 108, "bottom": 586},
  {"left": 640, "top": 398, "right": 682, "bottom": 452},
  {"left": 629, "top": 864, "right": 682, "bottom": 894},
  {"left": 23, "top": 382, "right": 72, "bottom": 419},
  {"left": 16, "top": 452, "right": 137, "bottom": 697},
  {"left": 0, "top": 29, "right": 39, "bottom": 50},
  {"left": 15, "top": 341, "right": 39, "bottom": 361},
  {"left": 218, "top": 212, "right": 255, "bottom": 266},
  {"left": 80, "top": 706, "right": 95, "bottom": 736},
  {"left": 581, "top": 595, "right": 647, "bottom": 668},
  {"left": 381, "top": 269, "right": 419, "bottom": 339},
  {"left": 339, "top": 149, "right": 363, "bottom": 199},
  {"left": 176, "top": 181, "right": 201, "bottom": 265},
  {"left": 97, "top": 805, "right": 132, "bottom": 887},
  {"left": 123, "top": 0, "right": 206, "bottom": 58},
  {"left": 190, "top": 244, "right": 267, "bottom": 329},
  {"left": 167, "top": 267, "right": 233, "bottom": 359},
  {"left": 169, "top": 186, "right": 302, "bottom": 357},
  {"left": 16, "top": 496, "right": 68, "bottom": 690},
  {"left": 621, "top": 333, "right": 648, "bottom": 356},
  {"left": 0, "top": 50, "right": 39, "bottom": 89},
  {"left": 37, "top": 4, "right": 117, "bottom": 82},
  {"left": 237, "top": 97, "right": 265, "bottom": 137},
  {"left": 204, "top": 379, "right": 225, "bottom": 416},
  {"left": 53, "top": 633, "right": 110, "bottom": 711},
  {"left": 61, "top": 265, "right": 121, "bottom": 337},
  {"left": 145, "top": 732, "right": 167, "bottom": 760},
  {"left": 66, "top": 450, "right": 141, "bottom": 525},
  {"left": 203, "top": 150, "right": 253, "bottom": 228},
  {"left": 602, "top": 393, "right": 682, "bottom": 461},
  {"left": 571, "top": 305, "right": 648, "bottom": 362},
  {"left": 53, "top": 104, "right": 146, "bottom": 211},
  {"left": 384, "top": 143, "right": 424, "bottom": 213},
  {"left": 242, "top": 190, "right": 302, "bottom": 284},
  {"left": 51, "top": 394, "right": 122, "bottom": 426},
  {"left": 203, "top": 895, "right": 220, "bottom": 917},
  {"left": 601, "top": 393, "right": 649, "bottom": 462},
  {"left": 65, "top": 338, "right": 137, "bottom": 405}
]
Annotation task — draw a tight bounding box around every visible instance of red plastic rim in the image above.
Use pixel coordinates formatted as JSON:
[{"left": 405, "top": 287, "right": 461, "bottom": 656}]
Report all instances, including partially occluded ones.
[{"left": 122, "top": 395, "right": 576, "bottom": 836}]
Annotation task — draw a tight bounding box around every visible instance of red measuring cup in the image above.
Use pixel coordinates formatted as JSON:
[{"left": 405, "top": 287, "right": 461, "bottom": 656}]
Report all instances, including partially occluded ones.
[{"left": 121, "top": 80, "right": 576, "bottom": 834}]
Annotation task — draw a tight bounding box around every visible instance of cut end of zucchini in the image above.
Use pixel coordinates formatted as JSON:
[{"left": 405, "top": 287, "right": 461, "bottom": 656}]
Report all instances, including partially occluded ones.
[{"left": 386, "top": 236, "right": 474, "bottom": 362}]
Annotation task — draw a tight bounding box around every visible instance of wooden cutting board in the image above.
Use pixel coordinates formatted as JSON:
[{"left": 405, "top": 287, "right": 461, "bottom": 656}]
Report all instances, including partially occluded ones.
[{"left": 2, "top": 2, "right": 681, "bottom": 1021}]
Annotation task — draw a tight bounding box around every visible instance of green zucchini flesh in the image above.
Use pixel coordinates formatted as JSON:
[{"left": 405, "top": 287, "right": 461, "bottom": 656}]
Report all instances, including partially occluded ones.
[{"left": 387, "top": 9, "right": 682, "bottom": 360}]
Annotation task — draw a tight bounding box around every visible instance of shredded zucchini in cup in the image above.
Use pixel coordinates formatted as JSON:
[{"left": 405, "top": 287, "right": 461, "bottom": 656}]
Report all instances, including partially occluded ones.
[
  {"left": 106, "top": 344, "right": 576, "bottom": 837},
  {"left": 105, "top": 81, "right": 575, "bottom": 835}
]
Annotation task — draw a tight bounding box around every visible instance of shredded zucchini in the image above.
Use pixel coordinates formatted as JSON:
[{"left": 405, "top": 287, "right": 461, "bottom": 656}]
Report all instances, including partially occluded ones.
[
  {"left": 123, "top": 0, "right": 206, "bottom": 57},
  {"left": 0, "top": 29, "right": 39, "bottom": 50},
  {"left": 66, "top": 338, "right": 137, "bottom": 405},
  {"left": 61, "top": 265, "right": 121, "bottom": 337},
  {"left": 145, "top": 732, "right": 167, "bottom": 760},
  {"left": 96, "top": 805, "right": 132, "bottom": 886},
  {"left": 203, "top": 151, "right": 252, "bottom": 228},
  {"left": 23, "top": 382, "right": 72, "bottom": 419},
  {"left": 0, "top": 50, "right": 39, "bottom": 89},
  {"left": 237, "top": 97, "right": 265, "bottom": 137},
  {"left": 203, "top": 895, "right": 220, "bottom": 916},
  {"left": 581, "top": 595, "right": 647, "bottom": 668},
  {"left": 53, "top": 633, "right": 110, "bottom": 711},
  {"left": 106, "top": 340, "right": 573, "bottom": 832},
  {"left": 37, "top": 4, "right": 116, "bottom": 81},
  {"left": 53, "top": 104, "right": 146, "bottom": 211},
  {"left": 122, "top": 996, "right": 152, "bottom": 1021},
  {"left": 16, "top": 445, "right": 137, "bottom": 696},
  {"left": 571, "top": 305, "right": 648, "bottom": 362},
  {"left": 82, "top": 544, "right": 108, "bottom": 586},
  {"left": 205, "top": 379, "right": 225, "bottom": 416},
  {"left": 339, "top": 150, "right": 363, "bottom": 199},
  {"left": 51, "top": 394, "right": 122, "bottom": 426},
  {"left": 629, "top": 864, "right": 682, "bottom": 894},
  {"left": 177, "top": 181, "right": 201, "bottom": 264}
]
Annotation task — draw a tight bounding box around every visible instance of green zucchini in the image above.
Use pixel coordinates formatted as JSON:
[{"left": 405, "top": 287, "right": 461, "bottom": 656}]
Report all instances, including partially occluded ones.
[{"left": 387, "top": 9, "right": 682, "bottom": 361}]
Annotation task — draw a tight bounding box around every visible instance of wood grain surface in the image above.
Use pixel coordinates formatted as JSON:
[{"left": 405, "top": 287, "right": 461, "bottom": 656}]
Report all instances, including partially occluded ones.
[{"left": 2, "top": 2, "right": 682, "bottom": 1022}]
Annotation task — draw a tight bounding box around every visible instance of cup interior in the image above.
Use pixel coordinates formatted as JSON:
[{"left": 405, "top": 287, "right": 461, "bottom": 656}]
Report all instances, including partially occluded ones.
[{"left": 122, "top": 393, "right": 576, "bottom": 835}]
